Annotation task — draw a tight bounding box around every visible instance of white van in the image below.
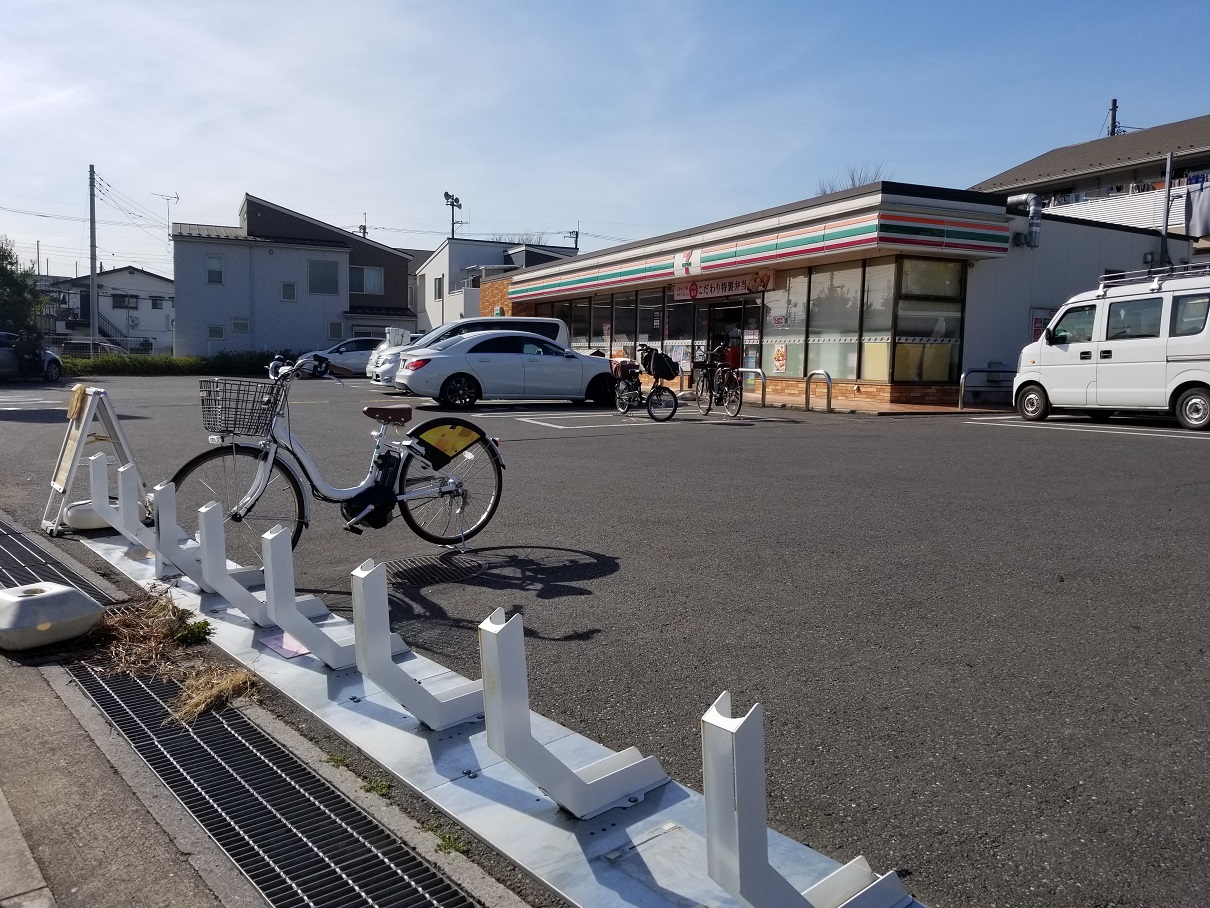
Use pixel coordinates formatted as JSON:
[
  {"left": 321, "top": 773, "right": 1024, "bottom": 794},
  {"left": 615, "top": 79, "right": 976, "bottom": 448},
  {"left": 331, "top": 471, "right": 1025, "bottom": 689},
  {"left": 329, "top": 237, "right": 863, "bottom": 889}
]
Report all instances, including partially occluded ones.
[
  {"left": 1013, "top": 265, "right": 1210, "bottom": 429},
  {"left": 370, "top": 316, "right": 570, "bottom": 391}
]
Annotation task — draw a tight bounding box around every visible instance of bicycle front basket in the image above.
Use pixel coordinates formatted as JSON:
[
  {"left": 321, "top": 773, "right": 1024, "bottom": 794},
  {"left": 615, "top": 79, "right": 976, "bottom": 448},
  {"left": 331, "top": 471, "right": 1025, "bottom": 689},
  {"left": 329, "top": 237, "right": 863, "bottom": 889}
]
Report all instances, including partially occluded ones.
[{"left": 198, "top": 378, "right": 285, "bottom": 436}]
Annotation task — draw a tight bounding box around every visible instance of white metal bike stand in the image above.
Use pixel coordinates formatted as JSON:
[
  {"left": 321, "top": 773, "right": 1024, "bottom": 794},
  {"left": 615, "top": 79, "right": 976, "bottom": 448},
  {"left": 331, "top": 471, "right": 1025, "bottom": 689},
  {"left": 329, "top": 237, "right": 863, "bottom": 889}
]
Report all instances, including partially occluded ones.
[
  {"left": 86, "top": 454, "right": 167, "bottom": 579},
  {"left": 261, "top": 526, "right": 406, "bottom": 670},
  {"left": 702, "top": 692, "right": 912, "bottom": 908},
  {"left": 478, "top": 607, "right": 670, "bottom": 819},
  {"left": 149, "top": 481, "right": 215, "bottom": 593},
  {"left": 350, "top": 559, "right": 484, "bottom": 731},
  {"left": 197, "top": 503, "right": 328, "bottom": 627}
]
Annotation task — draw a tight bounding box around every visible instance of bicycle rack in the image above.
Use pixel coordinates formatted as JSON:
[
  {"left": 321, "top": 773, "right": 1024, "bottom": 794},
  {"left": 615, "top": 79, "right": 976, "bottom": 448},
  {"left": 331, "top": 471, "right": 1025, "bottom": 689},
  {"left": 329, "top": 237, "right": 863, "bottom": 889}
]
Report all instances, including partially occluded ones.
[
  {"left": 350, "top": 559, "right": 485, "bottom": 731},
  {"left": 196, "top": 502, "right": 328, "bottom": 627},
  {"left": 958, "top": 367, "right": 1017, "bottom": 411},
  {"left": 148, "top": 480, "right": 215, "bottom": 593},
  {"left": 261, "top": 525, "right": 406, "bottom": 671},
  {"left": 703, "top": 692, "right": 911, "bottom": 908},
  {"left": 478, "top": 607, "right": 670, "bottom": 819},
  {"left": 86, "top": 454, "right": 169, "bottom": 580},
  {"left": 735, "top": 367, "right": 768, "bottom": 407},
  {"left": 805, "top": 370, "right": 833, "bottom": 413}
]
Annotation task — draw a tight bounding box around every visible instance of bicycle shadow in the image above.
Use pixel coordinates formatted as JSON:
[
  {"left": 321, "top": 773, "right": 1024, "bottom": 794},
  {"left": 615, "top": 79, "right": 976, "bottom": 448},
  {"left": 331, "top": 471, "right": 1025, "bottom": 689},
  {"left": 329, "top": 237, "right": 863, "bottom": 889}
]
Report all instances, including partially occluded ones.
[{"left": 313, "top": 545, "right": 618, "bottom": 656}]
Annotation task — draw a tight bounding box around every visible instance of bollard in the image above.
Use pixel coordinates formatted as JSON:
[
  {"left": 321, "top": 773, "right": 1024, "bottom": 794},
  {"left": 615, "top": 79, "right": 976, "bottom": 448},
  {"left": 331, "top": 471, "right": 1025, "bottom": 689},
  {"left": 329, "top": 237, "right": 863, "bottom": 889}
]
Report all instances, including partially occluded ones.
[
  {"left": 478, "top": 607, "right": 669, "bottom": 819},
  {"left": 702, "top": 692, "right": 912, "bottom": 908},
  {"left": 351, "top": 559, "right": 483, "bottom": 730}
]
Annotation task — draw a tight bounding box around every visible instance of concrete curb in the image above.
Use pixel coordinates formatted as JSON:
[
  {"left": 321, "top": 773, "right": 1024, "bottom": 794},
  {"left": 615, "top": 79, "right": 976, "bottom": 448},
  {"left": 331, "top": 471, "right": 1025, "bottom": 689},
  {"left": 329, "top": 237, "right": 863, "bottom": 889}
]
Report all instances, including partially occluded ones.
[{"left": 0, "top": 786, "right": 57, "bottom": 908}]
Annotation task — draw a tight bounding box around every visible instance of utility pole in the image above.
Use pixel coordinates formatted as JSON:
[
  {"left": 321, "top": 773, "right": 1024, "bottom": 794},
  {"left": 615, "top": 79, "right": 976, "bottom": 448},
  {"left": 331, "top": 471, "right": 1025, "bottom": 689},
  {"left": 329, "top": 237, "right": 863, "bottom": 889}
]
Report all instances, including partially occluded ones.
[
  {"left": 1109, "top": 99, "right": 1119, "bottom": 137},
  {"left": 444, "top": 192, "right": 461, "bottom": 239},
  {"left": 89, "top": 165, "right": 97, "bottom": 355}
]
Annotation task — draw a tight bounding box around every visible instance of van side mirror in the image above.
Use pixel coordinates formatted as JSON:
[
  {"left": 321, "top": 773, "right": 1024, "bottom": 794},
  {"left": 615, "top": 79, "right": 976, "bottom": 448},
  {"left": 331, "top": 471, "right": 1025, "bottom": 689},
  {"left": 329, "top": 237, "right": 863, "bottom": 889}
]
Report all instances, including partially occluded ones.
[{"left": 1042, "top": 326, "right": 1053, "bottom": 345}]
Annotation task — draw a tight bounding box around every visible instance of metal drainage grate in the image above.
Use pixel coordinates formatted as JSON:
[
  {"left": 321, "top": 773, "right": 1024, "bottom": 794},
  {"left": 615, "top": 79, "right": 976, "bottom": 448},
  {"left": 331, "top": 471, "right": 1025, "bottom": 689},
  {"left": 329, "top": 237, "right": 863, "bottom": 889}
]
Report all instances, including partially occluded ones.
[
  {"left": 0, "top": 519, "right": 117, "bottom": 603},
  {"left": 68, "top": 664, "right": 478, "bottom": 908},
  {"left": 385, "top": 555, "right": 484, "bottom": 588}
]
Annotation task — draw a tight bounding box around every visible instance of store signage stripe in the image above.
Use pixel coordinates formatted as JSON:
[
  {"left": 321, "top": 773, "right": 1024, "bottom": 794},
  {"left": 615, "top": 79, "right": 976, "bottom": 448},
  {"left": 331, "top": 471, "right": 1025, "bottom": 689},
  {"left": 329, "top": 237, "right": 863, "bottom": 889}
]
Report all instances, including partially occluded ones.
[
  {"left": 700, "top": 235, "right": 879, "bottom": 270},
  {"left": 880, "top": 223, "right": 1009, "bottom": 245},
  {"left": 509, "top": 260, "right": 675, "bottom": 299},
  {"left": 881, "top": 213, "right": 1010, "bottom": 234}
]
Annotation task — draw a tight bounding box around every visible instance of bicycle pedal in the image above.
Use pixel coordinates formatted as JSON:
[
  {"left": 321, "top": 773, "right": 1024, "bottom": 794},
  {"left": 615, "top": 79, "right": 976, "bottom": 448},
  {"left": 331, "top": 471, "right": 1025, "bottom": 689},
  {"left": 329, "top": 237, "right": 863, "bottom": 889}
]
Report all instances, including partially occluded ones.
[{"left": 342, "top": 524, "right": 364, "bottom": 535}]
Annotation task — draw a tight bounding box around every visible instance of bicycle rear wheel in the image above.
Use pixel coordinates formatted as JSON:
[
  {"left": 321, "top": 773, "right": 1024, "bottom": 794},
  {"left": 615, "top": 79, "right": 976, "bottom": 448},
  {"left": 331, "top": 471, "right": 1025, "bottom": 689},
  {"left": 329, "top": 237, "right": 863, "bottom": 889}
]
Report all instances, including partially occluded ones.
[
  {"left": 615, "top": 378, "right": 634, "bottom": 414},
  {"left": 171, "top": 445, "right": 306, "bottom": 568},
  {"left": 646, "top": 385, "right": 678, "bottom": 421},
  {"left": 399, "top": 437, "right": 503, "bottom": 545},
  {"left": 694, "top": 370, "right": 713, "bottom": 415},
  {"left": 722, "top": 371, "right": 743, "bottom": 417}
]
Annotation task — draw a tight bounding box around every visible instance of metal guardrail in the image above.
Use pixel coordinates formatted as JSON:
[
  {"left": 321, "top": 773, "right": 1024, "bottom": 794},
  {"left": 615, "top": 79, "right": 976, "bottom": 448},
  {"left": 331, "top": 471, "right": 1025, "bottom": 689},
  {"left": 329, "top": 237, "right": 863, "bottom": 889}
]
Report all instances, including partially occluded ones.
[
  {"left": 735, "top": 368, "right": 767, "bottom": 407},
  {"left": 958, "top": 368, "right": 1017, "bottom": 410},
  {"left": 805, "top": 370, "right": 832, "bottom": 413}
]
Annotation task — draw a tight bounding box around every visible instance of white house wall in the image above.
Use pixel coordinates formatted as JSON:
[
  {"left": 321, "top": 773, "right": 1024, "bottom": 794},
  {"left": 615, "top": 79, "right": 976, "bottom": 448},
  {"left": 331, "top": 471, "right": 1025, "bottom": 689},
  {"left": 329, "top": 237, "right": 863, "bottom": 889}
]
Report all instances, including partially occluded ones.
[
  {"left": 964, "top": 217, "right": 1190, "bottom": 371},
  {"left": 174, "top": 239, "right": 350, "bottom": 357}
]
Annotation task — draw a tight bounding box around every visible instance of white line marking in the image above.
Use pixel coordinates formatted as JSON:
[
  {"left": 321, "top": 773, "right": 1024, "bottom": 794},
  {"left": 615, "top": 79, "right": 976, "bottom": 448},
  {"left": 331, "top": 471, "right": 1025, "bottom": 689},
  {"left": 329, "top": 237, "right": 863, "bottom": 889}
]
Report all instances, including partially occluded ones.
[
  {"left": 968, "top": 420, "right": 1201, "bottom": 440},
  {"left": 516, "top": 418, "right": 657, "bottom": 429}
]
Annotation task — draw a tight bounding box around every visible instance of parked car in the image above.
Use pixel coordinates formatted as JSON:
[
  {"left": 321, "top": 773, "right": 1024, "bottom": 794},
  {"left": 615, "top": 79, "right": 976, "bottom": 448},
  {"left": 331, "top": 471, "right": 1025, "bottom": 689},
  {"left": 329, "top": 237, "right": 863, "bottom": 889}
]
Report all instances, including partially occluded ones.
[
  {"left": 56, "top": 340, "right": 128, "bottom": 359},
  {"left": 300, "top": 337, "right": 381, "bottom": 377},
  {"left": 394, "top": 330, "right": 614, "bottom": 407},
  {"left": 0, "top": 332, "right": 63, "bottom": 381},
  {"left": 1014, "top": 265, "right": 1210, "bottom": 429},
  {"left": 371, "top": 317, "right": 571, "bottom": 391}
]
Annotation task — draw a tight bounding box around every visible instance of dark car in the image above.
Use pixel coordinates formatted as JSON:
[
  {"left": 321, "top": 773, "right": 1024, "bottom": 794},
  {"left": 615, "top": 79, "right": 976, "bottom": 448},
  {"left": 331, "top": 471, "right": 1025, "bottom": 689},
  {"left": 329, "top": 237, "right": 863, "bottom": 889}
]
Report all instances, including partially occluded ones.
[{"left": 0, "top": 332, "right": 63, "bottom": 381}]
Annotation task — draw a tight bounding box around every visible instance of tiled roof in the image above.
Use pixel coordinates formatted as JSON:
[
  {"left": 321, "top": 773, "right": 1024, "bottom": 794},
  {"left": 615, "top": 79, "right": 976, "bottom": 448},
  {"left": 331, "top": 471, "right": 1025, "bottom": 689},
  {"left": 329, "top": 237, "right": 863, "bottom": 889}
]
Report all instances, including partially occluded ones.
[
  {"left": 973, "top": 113, "right": 1210, "bottom": 192},
  {"left": 172, "top": 223, "right": 348, "bottom": 248}
]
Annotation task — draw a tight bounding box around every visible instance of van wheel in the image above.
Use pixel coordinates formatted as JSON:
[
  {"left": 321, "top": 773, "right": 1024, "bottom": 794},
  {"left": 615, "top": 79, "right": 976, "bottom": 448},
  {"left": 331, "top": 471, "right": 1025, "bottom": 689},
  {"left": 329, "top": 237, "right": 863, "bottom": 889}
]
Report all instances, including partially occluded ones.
[
  {"left": 1017, "top": 384, "right": 1050, "bottom": 421},
  {"left": 1175, "top": 387, "right": 1210, "bottom": 430}
]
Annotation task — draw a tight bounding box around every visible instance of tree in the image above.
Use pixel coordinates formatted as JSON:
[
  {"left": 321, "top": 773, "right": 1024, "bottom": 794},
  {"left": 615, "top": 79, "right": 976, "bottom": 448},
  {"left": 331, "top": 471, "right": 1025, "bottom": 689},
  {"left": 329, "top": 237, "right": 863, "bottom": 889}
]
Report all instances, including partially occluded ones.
[
  {"left": 816, "top": 162, "right": 891, "bottom": 196},
  {"left": 0, "top": 236, "right": 44, "bottom": 331}
]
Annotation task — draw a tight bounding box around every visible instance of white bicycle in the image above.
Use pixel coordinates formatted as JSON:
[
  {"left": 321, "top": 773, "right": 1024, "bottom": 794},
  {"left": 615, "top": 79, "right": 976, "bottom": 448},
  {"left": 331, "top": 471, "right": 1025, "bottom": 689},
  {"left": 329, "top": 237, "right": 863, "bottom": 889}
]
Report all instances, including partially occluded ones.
[{"left": 170, "top": 353, "right": 505, "bottom": 567}]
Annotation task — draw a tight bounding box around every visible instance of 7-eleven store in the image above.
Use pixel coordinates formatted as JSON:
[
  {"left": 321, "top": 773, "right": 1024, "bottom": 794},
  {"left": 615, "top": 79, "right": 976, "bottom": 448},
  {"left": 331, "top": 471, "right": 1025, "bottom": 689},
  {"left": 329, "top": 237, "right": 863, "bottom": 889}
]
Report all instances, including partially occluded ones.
[{"left": 479, "top": 182, "right": 1175, "bottom": 406}]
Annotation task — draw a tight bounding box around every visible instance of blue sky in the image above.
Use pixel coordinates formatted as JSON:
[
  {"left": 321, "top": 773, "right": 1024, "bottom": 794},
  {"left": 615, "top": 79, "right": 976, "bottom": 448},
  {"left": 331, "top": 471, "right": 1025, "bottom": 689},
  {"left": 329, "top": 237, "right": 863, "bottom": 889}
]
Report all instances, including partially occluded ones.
[{"left": 1, "top": 0, "right": 1205, "bottom": 279}]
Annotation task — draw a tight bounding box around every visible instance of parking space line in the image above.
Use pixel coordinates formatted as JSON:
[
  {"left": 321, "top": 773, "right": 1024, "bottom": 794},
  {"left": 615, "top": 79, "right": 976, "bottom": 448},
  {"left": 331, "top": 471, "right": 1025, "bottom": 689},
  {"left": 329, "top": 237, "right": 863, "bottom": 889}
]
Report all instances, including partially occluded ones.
[
  {"left": 968, "top": 419, "right": 1203, "bottom": 440},
  {"left": 516, "top": 418, "right": 657, "bottom": 429}
]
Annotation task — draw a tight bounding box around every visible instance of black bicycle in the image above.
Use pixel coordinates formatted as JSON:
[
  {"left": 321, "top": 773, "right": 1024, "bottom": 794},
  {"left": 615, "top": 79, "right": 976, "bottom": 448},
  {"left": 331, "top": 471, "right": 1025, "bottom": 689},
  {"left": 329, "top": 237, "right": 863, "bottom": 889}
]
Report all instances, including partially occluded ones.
[
  {"left": 613, "top": 344, "right": 679, "bottom": 421},
  {"left": 693, "top": 344, "right": 743, "bottom": 417}
]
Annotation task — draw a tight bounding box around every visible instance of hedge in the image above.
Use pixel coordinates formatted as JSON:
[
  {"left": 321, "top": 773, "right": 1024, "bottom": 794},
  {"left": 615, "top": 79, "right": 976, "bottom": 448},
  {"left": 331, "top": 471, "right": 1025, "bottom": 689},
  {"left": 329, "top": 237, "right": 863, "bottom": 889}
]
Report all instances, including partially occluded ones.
[{"left": 61, "top": 350, "right": 300, "bottom": 378}]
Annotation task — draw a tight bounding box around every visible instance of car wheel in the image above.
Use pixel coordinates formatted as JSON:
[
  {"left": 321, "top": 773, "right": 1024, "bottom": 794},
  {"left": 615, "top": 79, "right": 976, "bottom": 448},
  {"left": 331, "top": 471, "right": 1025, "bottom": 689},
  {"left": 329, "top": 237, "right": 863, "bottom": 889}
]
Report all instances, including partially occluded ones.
[
  {"left": 1175, "top": 386, "right": 1210, "bottom": 430},
  {"left": 44, "top": 361, "right": 62, "bottom": 382},
  {"left": 439, "top": 374, "right": 480, "bottom": 408},
  {"left": 586, "top": 374, "right": 614, "bottom": 407},
  {"left": 1016, "top": 383, "right": 1050, "bottom": 421}
]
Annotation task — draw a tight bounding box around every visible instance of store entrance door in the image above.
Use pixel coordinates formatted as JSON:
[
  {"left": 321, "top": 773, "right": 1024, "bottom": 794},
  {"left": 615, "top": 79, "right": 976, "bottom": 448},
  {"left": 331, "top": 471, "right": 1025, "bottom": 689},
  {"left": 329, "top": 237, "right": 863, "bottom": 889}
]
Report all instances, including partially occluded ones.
[{"left": 707, "top": 304, "right": 743, "bottom": 367}]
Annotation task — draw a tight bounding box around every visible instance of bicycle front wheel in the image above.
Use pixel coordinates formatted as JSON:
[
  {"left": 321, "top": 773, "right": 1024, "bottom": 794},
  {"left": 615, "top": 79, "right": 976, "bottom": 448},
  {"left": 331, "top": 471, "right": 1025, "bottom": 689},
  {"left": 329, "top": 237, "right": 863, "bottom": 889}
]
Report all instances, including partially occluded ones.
[
  {"left": 722, "top": 371, "right": 743, "bottom": 418},
  {"left": 694, "top": 370, "right": 713, "bottom": 415},
  {"left": 171, "top": 445, "right": 306, "bottom": 568},
  {"left": 615, "top": 378, "right": 634, "bottom": 415},
  {"left": 399, "top": 438, "right": 503, "bottom": 545},
  {"left": 646, "top": 385, "right": 678, "bottom": 421}
]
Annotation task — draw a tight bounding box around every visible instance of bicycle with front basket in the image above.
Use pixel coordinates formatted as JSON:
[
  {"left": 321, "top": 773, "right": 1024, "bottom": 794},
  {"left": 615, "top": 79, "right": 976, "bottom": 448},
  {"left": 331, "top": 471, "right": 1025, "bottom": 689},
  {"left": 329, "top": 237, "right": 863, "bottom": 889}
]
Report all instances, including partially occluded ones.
[
  {"left": 693, "top": 343, "right": 743, "bottom": 417},
  {"left": 169, "top": 353, "right": 505, "bottom": 567},
  {"left": 613, "top": 343, "right": 679, "bottom": 421}
]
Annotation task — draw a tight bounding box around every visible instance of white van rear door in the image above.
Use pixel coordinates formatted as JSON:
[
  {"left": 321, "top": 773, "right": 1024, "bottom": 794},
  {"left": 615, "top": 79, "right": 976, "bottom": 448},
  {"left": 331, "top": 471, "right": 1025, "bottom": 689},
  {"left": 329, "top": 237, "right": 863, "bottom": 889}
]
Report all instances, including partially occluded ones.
[{"left": 1095, "top": 295, "right": 1166, "bottom": 407}]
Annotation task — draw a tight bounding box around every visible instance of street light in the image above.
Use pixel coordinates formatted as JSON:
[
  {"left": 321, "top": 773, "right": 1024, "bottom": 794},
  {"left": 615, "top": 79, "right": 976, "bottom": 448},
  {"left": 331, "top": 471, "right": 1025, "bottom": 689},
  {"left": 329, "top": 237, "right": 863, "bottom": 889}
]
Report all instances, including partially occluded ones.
[{"left": 443, "top": 191, "right": 462, "bottom": 238}]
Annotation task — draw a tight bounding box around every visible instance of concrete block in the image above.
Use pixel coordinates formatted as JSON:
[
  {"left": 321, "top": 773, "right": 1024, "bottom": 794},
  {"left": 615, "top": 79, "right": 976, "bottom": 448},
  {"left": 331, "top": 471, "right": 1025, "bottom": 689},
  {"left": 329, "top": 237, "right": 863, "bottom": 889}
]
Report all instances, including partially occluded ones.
[{"left": 0, "top": 582, "right": 103, "bottom": 651}]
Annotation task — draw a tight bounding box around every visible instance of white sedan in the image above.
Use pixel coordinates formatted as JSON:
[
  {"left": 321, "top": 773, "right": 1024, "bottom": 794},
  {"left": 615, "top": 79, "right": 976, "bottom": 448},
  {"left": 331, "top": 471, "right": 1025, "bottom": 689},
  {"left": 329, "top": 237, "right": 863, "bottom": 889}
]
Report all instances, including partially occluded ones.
[
  {"left": 301, "top": 337, "right": 380, "bottom": 377},
  {"left": 395, "top": 330, "right": 615, "bottom": 407}
]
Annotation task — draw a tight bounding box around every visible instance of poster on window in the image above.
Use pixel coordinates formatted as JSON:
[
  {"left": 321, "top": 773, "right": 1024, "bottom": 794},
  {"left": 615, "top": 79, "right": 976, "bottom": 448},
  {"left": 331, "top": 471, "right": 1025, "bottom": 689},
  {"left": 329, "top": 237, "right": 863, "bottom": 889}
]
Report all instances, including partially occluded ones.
[{"left": 773, "top": 343, "right": 787, "bottom": 373}]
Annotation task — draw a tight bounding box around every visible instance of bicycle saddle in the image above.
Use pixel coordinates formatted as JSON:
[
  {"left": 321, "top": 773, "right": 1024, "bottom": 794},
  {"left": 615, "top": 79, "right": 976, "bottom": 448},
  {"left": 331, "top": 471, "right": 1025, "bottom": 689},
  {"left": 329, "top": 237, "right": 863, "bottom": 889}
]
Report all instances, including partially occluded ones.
[{"left": 362, "top": 404, "right": 413, "bottom": 425}]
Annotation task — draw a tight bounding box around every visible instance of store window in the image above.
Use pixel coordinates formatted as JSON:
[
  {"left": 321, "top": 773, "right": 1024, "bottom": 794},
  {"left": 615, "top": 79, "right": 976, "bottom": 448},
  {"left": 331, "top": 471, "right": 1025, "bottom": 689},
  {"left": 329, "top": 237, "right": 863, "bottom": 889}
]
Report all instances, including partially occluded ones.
[
  {"left": 860, "top": 257, "right": 895, "bottom": 381},
  {"left": 665, "top": 302, "right": 694, "bottom": 373},
  {"left": 893, "top": 258, "right": 964, "bottom": 382},
  {"left": 570, "top": 298, "right": 590, "bottom": 349},
  {"left": 612, "top": 291, "right": 636, "bottom": 357},
  {"left": 638, "top": 290, "right": 663, "bottom": 350},
  {"left": 807, "top": 262, "right": 862, "bottom": 380},
  {"left": 590, "top": 293, "right": 611, "bottom": 351},
  {"left": 762, "top": 270, "right": 806, "bottom": 377}
]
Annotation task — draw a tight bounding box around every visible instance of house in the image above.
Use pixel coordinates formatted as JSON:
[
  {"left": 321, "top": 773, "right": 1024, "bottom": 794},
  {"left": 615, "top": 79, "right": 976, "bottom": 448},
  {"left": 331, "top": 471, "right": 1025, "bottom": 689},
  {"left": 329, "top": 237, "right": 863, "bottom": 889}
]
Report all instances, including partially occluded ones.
[
  {"left": 479, "top": 181, "right": 1191, "bottom": 407},
  {"left": 416, "top": 237, "right": 577, "bottom": 330},
  {"left": 47, "top": 266, "right": 175, "bottom": 353},
  {"left": 172, "top": 195, "right": 418, "bottom": 356},
  {"left": 972, "top": 112, "right": 1210, "bottom": 256}
]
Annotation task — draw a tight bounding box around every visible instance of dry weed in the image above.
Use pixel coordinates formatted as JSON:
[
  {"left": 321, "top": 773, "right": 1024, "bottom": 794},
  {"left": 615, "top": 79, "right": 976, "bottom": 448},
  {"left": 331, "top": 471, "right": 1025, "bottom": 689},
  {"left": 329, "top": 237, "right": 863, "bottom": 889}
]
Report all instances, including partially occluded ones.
[
  {"left": 168, "top": 665, "right": 258, "bottom": 725},
  {"left": 89, "top": 588, "right": 211, "bottom": 678}
]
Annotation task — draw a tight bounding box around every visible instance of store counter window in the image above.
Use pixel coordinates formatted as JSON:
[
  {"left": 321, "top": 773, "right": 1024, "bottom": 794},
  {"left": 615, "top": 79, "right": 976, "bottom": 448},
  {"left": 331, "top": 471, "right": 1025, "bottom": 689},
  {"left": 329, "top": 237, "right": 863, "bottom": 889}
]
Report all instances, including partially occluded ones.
[
  {"left": 893, "top": 258, "right": 964, "bottom": 382},
  {"left": 860, "top": 258, "right": 895, "bottom": 381},
  {"left": 612, "top": 291, "right": 636, "bottom": 358},
  {"left": 762, "top": 270, "right": 806, "bottom": 377},
  {"left": 807, "top": 262, "right": 861, "bottom": 380}
]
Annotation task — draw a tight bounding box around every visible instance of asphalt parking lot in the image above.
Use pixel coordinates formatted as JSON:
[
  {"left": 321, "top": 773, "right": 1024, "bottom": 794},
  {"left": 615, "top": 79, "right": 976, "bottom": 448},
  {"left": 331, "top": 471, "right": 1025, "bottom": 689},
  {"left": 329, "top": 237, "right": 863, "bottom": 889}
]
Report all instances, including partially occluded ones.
[{"left": 1, "top": 375, "right": 1207, "bottom": 908}]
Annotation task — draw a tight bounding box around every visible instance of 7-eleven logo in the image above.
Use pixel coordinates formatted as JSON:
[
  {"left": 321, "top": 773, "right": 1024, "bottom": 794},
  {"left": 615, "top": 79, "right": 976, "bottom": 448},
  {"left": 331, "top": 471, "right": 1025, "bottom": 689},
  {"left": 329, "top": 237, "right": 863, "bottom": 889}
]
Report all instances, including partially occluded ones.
[{"left": 679, "top": 248, "right": 701, "bottom": 276}]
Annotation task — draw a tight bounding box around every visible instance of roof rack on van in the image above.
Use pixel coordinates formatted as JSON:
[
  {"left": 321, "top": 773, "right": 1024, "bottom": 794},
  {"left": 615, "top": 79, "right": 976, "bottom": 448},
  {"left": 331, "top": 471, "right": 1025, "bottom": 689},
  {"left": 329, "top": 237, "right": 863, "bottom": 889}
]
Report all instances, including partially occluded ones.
[{"left": 1096, "top": 262, "right": 1210, "bottom": 296}]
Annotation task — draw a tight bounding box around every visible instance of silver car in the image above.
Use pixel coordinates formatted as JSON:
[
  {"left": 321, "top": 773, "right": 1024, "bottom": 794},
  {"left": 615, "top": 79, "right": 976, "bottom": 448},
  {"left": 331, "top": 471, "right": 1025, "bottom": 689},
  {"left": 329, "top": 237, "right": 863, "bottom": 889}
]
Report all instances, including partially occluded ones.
[{"left": 0, "top": 332, "right": 63, "bottom": 381}]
